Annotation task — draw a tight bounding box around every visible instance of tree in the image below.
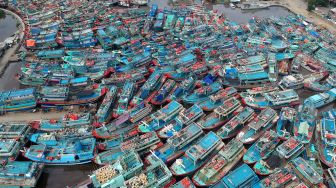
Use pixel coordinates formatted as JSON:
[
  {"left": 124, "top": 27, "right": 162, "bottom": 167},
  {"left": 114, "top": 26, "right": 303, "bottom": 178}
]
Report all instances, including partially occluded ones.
[{"left": 307, "top": 0, "right": 316, "bottom": 11}]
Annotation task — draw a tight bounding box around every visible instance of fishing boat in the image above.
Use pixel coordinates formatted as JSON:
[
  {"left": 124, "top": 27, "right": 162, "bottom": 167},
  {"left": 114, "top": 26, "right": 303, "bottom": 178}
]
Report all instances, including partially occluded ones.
[
  {"left": 268, "top": 53, "right": 278, "bottom": 82},
  {"left": 23, "top": 137, "right": 96, "bottom": 165},
  {"left": 278, "top": 74, "right": 304, "bottom": 90},
  {"left": 31, "top": 112, "right": 93, "bottom": 132},
  {"left": 252, "top": 166, "right": 308, "bottom": 188},
  {"left": 150, "top": 79, "right": 176, "bottom": 105},
  {"left": 171, "top": 177, "right": 196, "bottom": 188},
  {"left": 197, "top": 97, "right": 242, "bottom": 130},
  {"left": 290, "top": 157, "right": 325, "bottom": 187},
  {"left": 169, "top": 132, "right": 224, "bottom": 176},
  {"left": 237, "top": 108, "right": 278, "bottom": 144},
  {"left": 120, "top": 132, "right": 162, "bottom": 156},
  {"left": 38, "top": 84, "right": 107, "bottom": 107},
  {"left": 0, "top": 122, "right": 31, "bottom": 140},
  {"left": 253, "top": 137, "right": 304, "bottom": 175},
  {"left": 129, "top": 102, "right": 153, "bottom": 123},
  {"left": 130, "top": 71, "right": 166, "bottom": 107},
  {"left": 138, "top": 100, "right": 184, "bottom": 133},
  {"left": 93, "top": 148, "right": 124, "bottom": 165},
  {"left": 90, "top": 151, "right": 143, "bottom": 187},
  {"left": 211, "top": 164, "right": 259, "bottom": 188},
  {"left": 294, "top": 104, "right": 318, "bottom": 144},
  {"left": 304, "top": 88, "right": 336, "bottom": 109},
  {"left": 276, "top": 107, "right": 297, "bottom": 140},
  {"left": 192, "top": 139, "right": 246, "bottom": 187},
  {"left": 243, "top": 130, "right": 280, "bottom": 165},
  {"left": 178, "top": 104, "right": 204, "bottom": 125},
  {"left": 0, "top": 161, "right": 44, "bottom": 187},
  {"left": 113, "top": 82, "right": 136, "bottom": 118},
  {"left": 147, "top": 123, "right": 203, "bottom": 164},
  {"left": 315, "top": 110, "right": 336, "bottom": 167},
  {"left": 92, "top": 113, "right": 133, "bottom": 139},
  {"left": 216, "top": 107, "right": 256, "bottom": 140},
  {"left": 198, "top": 87, "right": 238, "bottom": 111},
  {"left": 327, "top": 167, "right": 336, "bottom": 188},
  {"left": 95, "top": 86, "right": 118, "bottom": 124},
  {"left": 124, "top": 154, "right": 176, "bottom": 188},
  {"left": 182, "top": 82, "right": 222, "bottom": 104},
  {"left": 241, "top": 89, "right": 300, "bottom": 109},
  {"left": 157, "top": 104, "right": 204, "bottom": 139},
  {"left": 245, "top": 85, "right": 279, "bottom": 96},
  {"left": 167, "top": 76, "right": 196, "bottom": 102},
  {"left": 0, "top": 138, "right": 23, "bottom": 161},
  {"left": 0, "top": 88, "right": 37, "bottom": 113},
  {"left": 102, "top": 72, "right": 146, "bottom": 87}
]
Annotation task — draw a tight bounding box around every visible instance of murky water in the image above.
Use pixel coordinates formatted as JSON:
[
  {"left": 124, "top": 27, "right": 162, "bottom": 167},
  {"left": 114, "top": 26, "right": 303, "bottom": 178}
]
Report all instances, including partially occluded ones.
[
  {"left": 0, "top": 12, "right": 18, "bottom": 41},
  {"left": 0, "top": 12, "right": 20, "bottom": 91}
]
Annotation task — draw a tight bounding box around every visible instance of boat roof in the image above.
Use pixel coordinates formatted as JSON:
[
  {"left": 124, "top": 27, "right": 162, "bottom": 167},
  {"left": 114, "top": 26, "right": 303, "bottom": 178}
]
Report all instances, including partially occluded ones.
[
  {"left": 221, "top": 164, "right": 258, "bottom": 187},
  {"left": 0, "top": 88, "right": 36, "bottom": 99},
  {"left": 0, "top": 161, "right": 37, "bottom": 177},
  {"left": 238, "top": 71, "right": 268, "bottom": 81}
]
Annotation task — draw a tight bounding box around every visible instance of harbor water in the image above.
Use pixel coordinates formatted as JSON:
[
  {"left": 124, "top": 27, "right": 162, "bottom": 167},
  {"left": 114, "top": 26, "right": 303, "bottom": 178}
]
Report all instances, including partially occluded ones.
[
  {"left": 0, "top": 11, "right": 20, "bottom": 91},
  {"left": 0, "top": 12, "right": 18, "bottom": 41}
]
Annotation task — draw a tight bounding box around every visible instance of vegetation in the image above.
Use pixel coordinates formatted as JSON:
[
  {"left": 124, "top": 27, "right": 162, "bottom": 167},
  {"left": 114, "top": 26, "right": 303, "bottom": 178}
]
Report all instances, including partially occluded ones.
[
  {"left": 307, "top": 0, "right": 330, "bottom": 11},
  {"left": 0, "top": 9, "right": 5, "bottom": 19}
]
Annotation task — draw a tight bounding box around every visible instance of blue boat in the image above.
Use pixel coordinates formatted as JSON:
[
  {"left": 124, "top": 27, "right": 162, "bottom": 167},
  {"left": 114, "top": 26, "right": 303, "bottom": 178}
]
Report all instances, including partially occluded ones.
[
  {"left": 113, "top": 82, "right": 136, "bottom": 118},
  {"left": 130, "top": 71, "right": 166, "bottom": 107},
  {"left": 0, "top": 88, "right": 37, "bottom": 113},
  {"left": 90, "top": 151, "right": 143, "bottom": 187},
  {"left": 197, "top": 97, "right": 242, "bottom": 130},
  {"left": 93, "top": 149, "right": 124, "bottom": 165},
  {"left": 294, "top": 104, "right": 318, "bottom": 143},
  {"left": 216, "top": 107, "right": 256, "bottom": 140},
  {"left": 237, "top": 108, "right": 278, "bottom": 144},
  {"left": 253, "top": 137, "right": 304, "bottom": 175},
  {"left": 182, "top": 82, "right": 222, "bottom": 104},
  {"left": 211, "top": 164, "right": 259, "bottom": 188},
  {"left": 157, "top": 104, "right": 204, "bottom": 139},
  {"left": 148, "top": 123, "right": 203, "bottom": 164},
  {"left": 316, "top": 109, "right": 336, "bottom": 167},
  {"left": 170, "top": 132, "right": 224, "bottom": 176},
  {"left": 168, "top": 76, "right": 196, "bottom": 102},
  {"left": 138, "top": 100, "right": 184, "bottom": 133},
  {"left": 31, "top": 112, "right": 92, "bottom": 132},
  {"left": 150, "top": 79, "right": 176, "bottom": 105},
  {"left": 241, "top": 89, "right": 300, "bottom": 109},
  {"left": 243, "top": 130, "right": 280, "bottom": 164},
  {"left": 92, "top": 113, "right": 134, "bottom": 139},
  {"left": 171, "top": 177, "right": 196, "bottom": 188},
  {"left": 23, "top": 137, "right": 96, "bottom": 165},
  {"left": 276, "top": 107, "right": 296, "bottom": 140},
  {"left": 198, "top": 87, "right": 238, "bottom": 111},
  {"left": 304, "top": 88, "right": 336, "bottom": 109},
  {"left": 0, "top": 161, "right": 44, "bottom": 187},
  {"left": 95, "top": 86, "right": 118, "bottom": 124}
]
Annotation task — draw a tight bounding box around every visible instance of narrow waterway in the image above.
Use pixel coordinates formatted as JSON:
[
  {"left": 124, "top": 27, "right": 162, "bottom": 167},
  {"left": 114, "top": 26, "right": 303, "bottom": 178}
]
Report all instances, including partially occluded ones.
[
  {"left": 0, "top": 12, "right": 18, "bottom": 41},
  {"left": 0, "top": 11, "right": 21, "bottom": 91}
]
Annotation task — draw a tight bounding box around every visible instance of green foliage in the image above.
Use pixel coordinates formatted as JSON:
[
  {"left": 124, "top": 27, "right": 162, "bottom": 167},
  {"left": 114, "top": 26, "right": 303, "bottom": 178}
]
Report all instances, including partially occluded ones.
[
  {"left": 0, "top": 9, "right": 5, "bottom": 18},
  {"left": 307, "top": 0, "right": 330, "bottom": 11}
]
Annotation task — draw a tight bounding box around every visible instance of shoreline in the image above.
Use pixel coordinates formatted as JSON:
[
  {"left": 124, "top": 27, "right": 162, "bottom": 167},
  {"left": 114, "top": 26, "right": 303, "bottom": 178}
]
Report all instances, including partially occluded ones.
[
  {"left": 278, "top": 0, "right": 336, "bottom": 34},
  {"left": 0, "top": 7, "right": 25, "bottom": 77}
]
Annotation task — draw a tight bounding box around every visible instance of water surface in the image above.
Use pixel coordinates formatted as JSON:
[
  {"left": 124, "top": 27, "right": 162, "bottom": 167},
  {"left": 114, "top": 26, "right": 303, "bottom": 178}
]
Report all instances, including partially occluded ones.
[{"left": 0, "top": 12, "right": 18, "bottom": 41}]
